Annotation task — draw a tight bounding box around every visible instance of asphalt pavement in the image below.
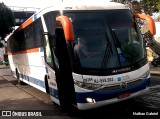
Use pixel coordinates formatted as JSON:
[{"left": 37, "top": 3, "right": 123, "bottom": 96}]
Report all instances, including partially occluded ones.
[{"left": 0, "top": 65, "right": 74, "bottom": 119}]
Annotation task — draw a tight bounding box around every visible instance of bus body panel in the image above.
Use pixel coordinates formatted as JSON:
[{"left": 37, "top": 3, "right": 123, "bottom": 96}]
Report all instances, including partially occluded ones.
[
  {"left": 9, "top": 48, "right": 61, "bottom": 106},
  {"left": 8, "top": 48, "right": 47, "bottom": 92},
  {"left": 45, "top": 64, "right": 60, "bottom": 105}
]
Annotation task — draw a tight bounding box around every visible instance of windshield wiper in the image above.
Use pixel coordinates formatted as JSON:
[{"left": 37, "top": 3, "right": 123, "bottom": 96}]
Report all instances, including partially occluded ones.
[
  {"left": 101, "top": 41, "right": 113, "bottom": 69},
  {"left": 101, "top": 18, "right": 114, "bottom": 69},
  {"left": 112, "top": 30, "right": 125, "bottom": 63},
  {"left": 112, "top": 30, "right": 122, "bottom": 48}
]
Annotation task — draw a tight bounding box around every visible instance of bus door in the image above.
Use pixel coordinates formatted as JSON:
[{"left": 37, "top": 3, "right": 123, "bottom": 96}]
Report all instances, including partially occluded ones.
[
  {"left": 43, "top": 32, "right": 60, "bottom": 105},
  {"left": 44, "top": 16, "right": 76, "bottom": 109},
  {"left": 53, "top": 20, "right": 77, "bottom": 109}
]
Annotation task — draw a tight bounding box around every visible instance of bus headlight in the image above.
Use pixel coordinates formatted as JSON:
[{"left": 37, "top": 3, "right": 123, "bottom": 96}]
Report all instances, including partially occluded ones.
[
  {"left": 139, "top": 70, "right": 150, "bottom": 80},
  {"left": 74, "top": 80, "right": 103, "bottom": 90}
]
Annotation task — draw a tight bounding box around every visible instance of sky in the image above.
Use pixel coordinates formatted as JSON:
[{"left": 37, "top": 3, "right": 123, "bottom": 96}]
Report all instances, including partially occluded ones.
[
  {"left": 0, "top": 0, "right": 62, "bottom": 9},
  {"left": 0, "top": 0, "right": 113, "bottom": 9}
]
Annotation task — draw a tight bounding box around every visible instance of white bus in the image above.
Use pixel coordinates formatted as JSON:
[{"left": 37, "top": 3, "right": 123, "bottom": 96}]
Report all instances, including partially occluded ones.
[{"left": 7, "top": 1, "right": 156, "bottom": 110}]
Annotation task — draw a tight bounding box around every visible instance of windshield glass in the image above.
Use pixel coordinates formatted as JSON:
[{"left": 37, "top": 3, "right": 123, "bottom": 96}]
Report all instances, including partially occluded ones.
[{"left": 65, "top": 10, "right": 146, "bottom": 71}]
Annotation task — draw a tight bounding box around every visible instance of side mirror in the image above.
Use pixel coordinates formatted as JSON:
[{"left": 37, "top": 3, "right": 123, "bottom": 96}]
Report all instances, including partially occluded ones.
[
  {"left": 134, "top": 14, "right": 156, "bottom": 36},
  {"left": 56, "top": 16, "right": 74, "bottom": 41}
]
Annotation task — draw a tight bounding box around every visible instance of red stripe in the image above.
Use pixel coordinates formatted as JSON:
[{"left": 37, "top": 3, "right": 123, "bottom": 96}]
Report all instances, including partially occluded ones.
[{"left": 8, "top": 48, "right": 39, "bottom": 55}]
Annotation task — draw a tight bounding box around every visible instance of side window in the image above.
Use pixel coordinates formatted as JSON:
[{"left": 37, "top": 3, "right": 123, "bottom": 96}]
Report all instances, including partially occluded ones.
[
  {"left": 24, "top": 24, "right": 34, "bottom": 49},
  {"left": 8, "top": 35, "right": 18, "bottom": 53},
  {"left": 34, "top": 19, "right": 43, "bottom": 47},
  {"left": 8, "top": 30, "right": 25, "bottom": 53},
  {"left": 15, "top": 30, "right": 25, "bottom": 52},
  {"left": 17, "top": 30, "right": 26, "bottom": 51}
]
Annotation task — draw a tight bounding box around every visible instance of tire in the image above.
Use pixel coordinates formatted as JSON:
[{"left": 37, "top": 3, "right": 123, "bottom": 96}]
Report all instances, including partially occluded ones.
[
  {"left": 45, "top": 75, "right": 50, "bottom": 94},
  {"left": 16, "top": 69, "right": 25, "bottom": 85},
  {"left": 153, "top": 62, "right": 157, "bottom": 67}
]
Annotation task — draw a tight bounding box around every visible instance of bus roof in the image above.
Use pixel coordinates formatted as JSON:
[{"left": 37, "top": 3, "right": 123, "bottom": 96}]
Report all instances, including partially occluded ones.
[
  {"left": 15, "top": 1, "right": 129, "bottom": 32},
  {"left": 64, "top": 1, "right": 128, "bottom": 10}
]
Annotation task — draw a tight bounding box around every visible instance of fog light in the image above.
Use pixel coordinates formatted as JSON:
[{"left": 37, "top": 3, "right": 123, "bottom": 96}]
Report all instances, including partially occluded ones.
[{"left": 86, "top": 97, "right": 96, "bottom": 103}]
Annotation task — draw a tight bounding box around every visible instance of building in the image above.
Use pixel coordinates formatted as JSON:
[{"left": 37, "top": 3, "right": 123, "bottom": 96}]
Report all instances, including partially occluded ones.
[{"left": 0, "top": 47, "right": 5, "bottom": 64}]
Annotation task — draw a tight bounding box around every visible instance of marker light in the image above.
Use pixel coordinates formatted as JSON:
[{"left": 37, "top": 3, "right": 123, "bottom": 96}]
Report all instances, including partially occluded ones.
[{"left": 86, "top": 98, "right": 96, "bottom": 103}]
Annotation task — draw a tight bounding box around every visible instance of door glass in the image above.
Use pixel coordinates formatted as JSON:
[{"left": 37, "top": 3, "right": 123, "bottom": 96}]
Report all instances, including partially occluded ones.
[{"left": 44, "top": 34, "right": 52, "bottom": 65}]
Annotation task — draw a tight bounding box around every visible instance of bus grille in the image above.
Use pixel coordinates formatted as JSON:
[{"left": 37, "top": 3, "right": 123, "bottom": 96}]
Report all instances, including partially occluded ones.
[{"left": 97, "top": 79, "right": 144, "bottom": 92}]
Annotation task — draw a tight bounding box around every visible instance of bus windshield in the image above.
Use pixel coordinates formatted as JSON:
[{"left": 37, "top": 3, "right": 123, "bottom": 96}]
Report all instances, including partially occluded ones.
[{"left": 65, "top": 10, "right": 146, "bottom": 73}]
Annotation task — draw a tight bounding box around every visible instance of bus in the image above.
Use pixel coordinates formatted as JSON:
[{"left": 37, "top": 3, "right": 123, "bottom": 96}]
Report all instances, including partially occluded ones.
[{"left": 7, "top": 1, "right": 156, "bottom": 110}]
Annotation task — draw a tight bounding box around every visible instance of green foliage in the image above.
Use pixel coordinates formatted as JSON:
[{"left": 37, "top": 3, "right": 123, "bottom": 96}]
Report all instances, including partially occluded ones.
[
  {"left": 157, "top": 1, "right": 160, "bottom": 10},
  {"left": 0, "top": 2, "right": 15, "bottom": 40},
  {"left": 141, "top": 0, "right": 159, "bottom": 15},
  {"left": 131, "top": 1, "right": 141, "bottom": 14},
  {"left": 111, "top": 0, "right": 160, "bottom": 15}
]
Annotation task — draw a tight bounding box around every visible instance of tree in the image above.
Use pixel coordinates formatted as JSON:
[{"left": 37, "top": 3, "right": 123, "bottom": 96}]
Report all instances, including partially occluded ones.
[
  {"left": 111, "top": 0, "right": 160, "bottom": 15},
  {"left": 130, "top": 1, "right": 141, "bottom": 14},
  {"left": 140, "top": 0, "right": 159, "bottom": 15},
  {"left": 0, "top": 2, "right": 15, "bottom": 41}
]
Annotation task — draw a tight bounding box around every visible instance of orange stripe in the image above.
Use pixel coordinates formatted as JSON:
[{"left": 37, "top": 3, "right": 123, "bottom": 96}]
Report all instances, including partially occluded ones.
[
  {"left": 16, "top": 17, "right": 33, "bottom": 32},
  {"left": 8, "top": 48, "right": 39, "bottom": 56}
]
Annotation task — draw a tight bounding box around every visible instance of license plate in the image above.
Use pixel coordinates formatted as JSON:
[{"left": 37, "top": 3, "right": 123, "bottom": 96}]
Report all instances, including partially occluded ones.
[{"left": 118, "top": 92, "right": 131, "bottom": 99}]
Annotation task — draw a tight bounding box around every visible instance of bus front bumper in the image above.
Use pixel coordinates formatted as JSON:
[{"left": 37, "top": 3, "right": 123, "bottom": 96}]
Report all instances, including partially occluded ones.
[{"left": 76, "top": 78, "right": 150, "bottom": 110}]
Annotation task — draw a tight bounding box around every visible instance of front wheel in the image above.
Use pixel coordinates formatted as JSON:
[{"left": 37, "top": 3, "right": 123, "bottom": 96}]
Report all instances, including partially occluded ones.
[{"left": 153, "top": 62, "right": 157, "bottom": 67}]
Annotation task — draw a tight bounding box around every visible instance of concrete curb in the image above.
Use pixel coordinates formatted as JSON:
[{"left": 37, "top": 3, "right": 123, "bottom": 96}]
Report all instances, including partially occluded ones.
[
  {"left": 150, "top": 70, "right": 160, "bottom": 76},
  {"left": 151, "top": 73, "right": 160, "bottom": 76}
]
